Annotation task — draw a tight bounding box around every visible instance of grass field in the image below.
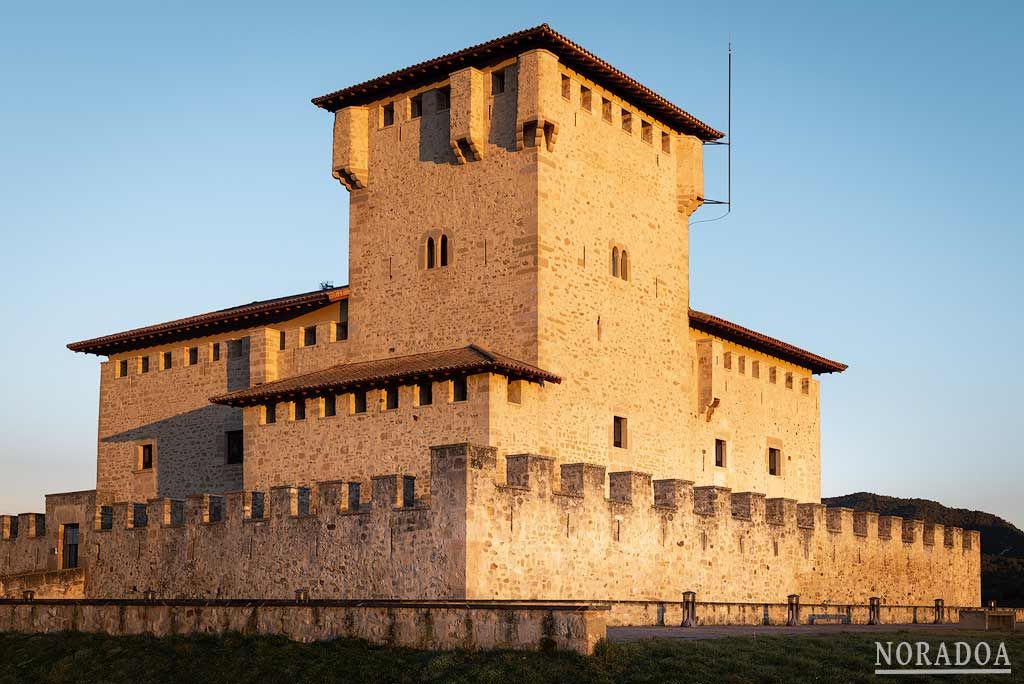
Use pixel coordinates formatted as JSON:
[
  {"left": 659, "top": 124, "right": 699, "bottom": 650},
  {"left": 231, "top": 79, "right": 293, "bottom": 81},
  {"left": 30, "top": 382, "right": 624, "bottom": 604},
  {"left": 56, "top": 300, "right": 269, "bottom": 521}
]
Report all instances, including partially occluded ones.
[{"left": 1, "top": 629, "right": 1021, "bottom": 683}]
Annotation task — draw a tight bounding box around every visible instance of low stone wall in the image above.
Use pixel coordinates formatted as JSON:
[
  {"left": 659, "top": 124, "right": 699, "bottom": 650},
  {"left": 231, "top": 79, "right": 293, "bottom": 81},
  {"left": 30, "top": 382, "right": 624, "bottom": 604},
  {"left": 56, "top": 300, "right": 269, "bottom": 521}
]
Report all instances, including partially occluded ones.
[
  {"left": 0, "top": 568, "right": 84, "bottom": 599},
  {"left": 0, "top": 599, "right": 607, "bottom": 655}
]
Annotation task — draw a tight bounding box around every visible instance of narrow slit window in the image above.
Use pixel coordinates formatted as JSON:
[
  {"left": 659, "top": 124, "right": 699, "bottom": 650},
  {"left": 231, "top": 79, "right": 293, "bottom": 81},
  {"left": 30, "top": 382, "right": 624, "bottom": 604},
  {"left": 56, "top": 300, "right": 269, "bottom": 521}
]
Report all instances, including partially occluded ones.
[
  {"left": 768, "top": 447, "right": 781, "bottom": 476},
  {"left": 410, "top": 93, "right": 422, "bottom": 119},
  {"left": 279, "top": 331, "right": 287, "bottom": 351},
  {"left": 139, "top": 444, "right": 154, "bottom": 470},
  {"left": 715, "top": 439, "right": 727, "bottom": 467},
  {"left": 491, "top": 69, "right": 505, "bottom": 95},
  {"left": 619, "top": 250, "right": 629, "bottom": 281},
  {"left": 452, "top": 376, "right": 468, "bottom": 402},
  {"left": 613, "top": 416, "right": 627, "bottom": 449},
  {"left": 426, "top": 237, "right": 436, "bottom": 269},
  {"left": 417, "top": 380, "right": 433, "bottom": 406},
  {"left": 381, "top": 102, "right": 394, "bottom": 127},
  {"left": 226, "top": 430, "right": 243, "bottom": 464},
  {"left": 439, "top": 234, "right": 449, "bottom": 267},
  {"left": 611, "top": 246, "right": 619, "bottom": 277},
  {"left": 336, "top": 299, "right": 349, "bottom": 341}
]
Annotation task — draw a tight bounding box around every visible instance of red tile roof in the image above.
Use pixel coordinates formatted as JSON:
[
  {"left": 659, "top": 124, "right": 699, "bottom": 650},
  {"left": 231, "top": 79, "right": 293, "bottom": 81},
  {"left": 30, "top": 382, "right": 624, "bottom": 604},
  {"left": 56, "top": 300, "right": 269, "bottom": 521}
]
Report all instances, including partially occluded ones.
[
  {"left": 688, "top": 308, "right": 848, "bottom": 374},
  {"left": 67, "top": 287, "right": 349, "bottom": 356},
  {"left": 210, "top": 345, "right": 561, "bottom": 406},
  {"left": 311, "top": 24, "right": 724, "bottom": 142}
]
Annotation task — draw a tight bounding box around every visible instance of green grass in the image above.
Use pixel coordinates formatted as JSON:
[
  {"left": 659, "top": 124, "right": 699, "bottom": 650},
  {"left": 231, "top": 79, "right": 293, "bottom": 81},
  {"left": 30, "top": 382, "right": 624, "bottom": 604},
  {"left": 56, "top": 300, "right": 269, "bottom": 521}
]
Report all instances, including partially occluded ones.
[{"left": 1, "top": 630, "right": 1021, "bottom": 684}]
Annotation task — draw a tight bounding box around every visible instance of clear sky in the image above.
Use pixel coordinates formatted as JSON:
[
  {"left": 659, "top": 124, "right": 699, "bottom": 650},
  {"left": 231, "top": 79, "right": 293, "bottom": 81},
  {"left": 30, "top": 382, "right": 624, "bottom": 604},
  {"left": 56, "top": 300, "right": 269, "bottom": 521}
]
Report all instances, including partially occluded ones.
[{"left": 1, "top": 1, "right": 1021, "bottom": 526}]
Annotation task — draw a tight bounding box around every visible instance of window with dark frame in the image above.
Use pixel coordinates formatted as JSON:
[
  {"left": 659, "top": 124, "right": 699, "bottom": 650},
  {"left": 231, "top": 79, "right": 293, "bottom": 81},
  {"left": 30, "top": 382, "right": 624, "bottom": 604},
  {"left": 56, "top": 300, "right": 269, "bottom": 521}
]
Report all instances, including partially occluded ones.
[
  {"left": 439, "top": 234, "right": 449, "bottom": 267},
  {"left": 769, "top": 447, "right": 781, "bottom": 476},
  {"left": 293, "top": 399, "right": 306, "bottom": 421},
  {"left": 264, "top": 402, "right": 276, "bottom": 425},
  {"left": 140, "top": 444, "right": 154, "bottom": 470},
  {"left": 452, "top": 376, "right": 468, "bottom": 402},
  {"left": 188, "top": 346, "right": 198, "bottom": 366},
  {"left": 162, "top": 351, "right": 172, "bottom": 370},
  {"left": 279, "top": 330, "right": 287, "bottom": 351},
  {"left": 323, "top": 394, "right": 337, "bottom": 417},
  {"left": 211, "top": 343, "right": 221, "bottom": 362},
  {"left": 426, "top": 236, "right": 436, "bottom": 269},
  {"left": 410, "top": 93, "right": 423, "bottom": 118},
  {"left": 118, "top": 359, "right": 128, "bottom": 377},
  {"left": 226, "top": 430, "right": 244, "bottom": 465},
  {"left": 491, "top": 69, "right": 505, "bottom": 95},
  {"left": 336, "top": 299, "right": 349, "bottom": 341},
  {"left": 417, "top": 380, "right": 432, "bottom": 406},
  {"left": 613, "top": 416, "right": 627, "bottom": 449},
  {"left": 140, "top": 356, "right": 150, "bottom": 373},
  {"left": 381, "top": 102, "right": 394, "bottom": 127},
  {"left": 303, "top": 325, "right": 317, "bottom": 347},
  {"left": 715, "top": 439, "right": 727, "bottom": 467},
  {"left": 353, "top": 390, "right": 368, "bottom": 414},
  {"left": 385, "top": 385, "right": 399, "bottom": 410},
  {"left": 62, "top": 524, "right": 79, "bottom": 570}
]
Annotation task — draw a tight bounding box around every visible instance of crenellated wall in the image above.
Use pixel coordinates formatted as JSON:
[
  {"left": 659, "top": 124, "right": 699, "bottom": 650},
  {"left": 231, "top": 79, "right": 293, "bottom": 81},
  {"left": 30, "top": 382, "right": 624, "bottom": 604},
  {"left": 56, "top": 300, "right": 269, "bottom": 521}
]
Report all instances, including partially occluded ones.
[{"left": 3, "top": 444, "right": 976, "bottom": 611}]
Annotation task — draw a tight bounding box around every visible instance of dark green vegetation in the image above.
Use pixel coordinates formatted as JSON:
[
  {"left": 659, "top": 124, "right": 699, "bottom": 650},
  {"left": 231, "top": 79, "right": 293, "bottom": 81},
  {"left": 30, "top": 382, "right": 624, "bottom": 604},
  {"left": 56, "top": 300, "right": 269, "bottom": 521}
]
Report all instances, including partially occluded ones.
[
  {"left": 1, "top": 630, "right": 1022, "bottom": 684},
  {"left": 825, "top": 492, "right": 1024, "bottom": 607}
]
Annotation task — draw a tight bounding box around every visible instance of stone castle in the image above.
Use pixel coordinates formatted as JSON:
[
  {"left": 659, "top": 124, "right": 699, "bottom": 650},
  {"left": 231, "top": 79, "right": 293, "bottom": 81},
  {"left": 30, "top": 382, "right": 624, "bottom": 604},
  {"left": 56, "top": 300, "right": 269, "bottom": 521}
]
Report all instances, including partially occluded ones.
[{"left": 0, "top": 25, "right": 980, "bottom": 643}]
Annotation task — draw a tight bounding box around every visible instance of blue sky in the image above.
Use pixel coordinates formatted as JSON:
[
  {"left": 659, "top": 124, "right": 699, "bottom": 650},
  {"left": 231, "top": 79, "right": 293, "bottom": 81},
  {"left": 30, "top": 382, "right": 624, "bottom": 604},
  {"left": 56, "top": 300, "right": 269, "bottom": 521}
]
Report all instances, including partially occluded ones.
[{"left": 1, "top": 1, "right": 1021, "bottom": 525}]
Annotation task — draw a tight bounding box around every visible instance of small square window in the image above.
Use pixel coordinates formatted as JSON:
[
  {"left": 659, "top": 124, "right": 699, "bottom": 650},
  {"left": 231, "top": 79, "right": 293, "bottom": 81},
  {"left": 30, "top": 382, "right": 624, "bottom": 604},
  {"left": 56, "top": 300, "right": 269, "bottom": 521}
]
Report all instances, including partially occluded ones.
[
  {"left": 661, "top": 131, "right": 671, "bottom": 154},
  {"left": 279, "top": 331, "right": 287, "bottom": 351},
  {"left": 139, "top": 444, "right": 154, "bottom": 470},
  {"left": 211, "top": 343, "right": 221, "bottom": 362},
  {"left": 507, "top": 379, "right": 522, "bottom": 404},
  {"left": 561, "top": 74, "right": 571, "bottom": 99},
  {"left": 263, "top": 402, "right": 276, "bottom": 425},
  {"left": 187, "top": 346, "right": 199, "bottom": 366},
  {"left": 417, "top": 380, "right": 433, "bottom": 407},
  {"left": 303, "top": 325, "right": 317, "bottom": 347},
  {"left": 353, "top": 390, "right": 368, "bottom": 414},
  {"left": 226, "top": 430, "right": 243, "bottom": 465},
  {"left": 140, "top": 356, "right": 150, "bottom": 374},
  {"left": 580, "top": 86, "right": 592, "bottom": 111},
  {"left": 621, "top": 110, "right": 632, "bottom": 134},
  {"left": 602, "top": 97, "right": 612, "bottom": 122},
  {"left": 385, "top": 385, "right": 399, "bottom": 410},
  {"left": 162, "top": 351, "right": 173, "bottom": 370},
  {"left": 381, "top": 102, "right": 394, "bottom": 127},
  {"left": 613, "top": 416, "right": 627, "bottom": 449},
  {"left": 768, "top": 447, "right": 781, "bottom": 476},
  {"left": 436, "top": 86, "right": 451, "bottom": 111},
  {"left": 410, "top": 93, "right": 422, "bottom": 118},
  {"left": 491, "top": 69, "right": 505, "bottom": 95},
  {"left": 641, "top": 120, "right": 652, "bottom": 144},
  {"left": 118, "top": 359, "right": 129, "bottom": 377},
  {"left": 451, "top": 377, "right": 468, "bottom": 402},
  {"left": 715, "top": 439, "right": 727, "bottom": 467},
  {"left": 323, "top": 395, "right": 337, "bottom": 418},
  {"left": 293, "top": 399, "right": 306, "bottom": 421}
]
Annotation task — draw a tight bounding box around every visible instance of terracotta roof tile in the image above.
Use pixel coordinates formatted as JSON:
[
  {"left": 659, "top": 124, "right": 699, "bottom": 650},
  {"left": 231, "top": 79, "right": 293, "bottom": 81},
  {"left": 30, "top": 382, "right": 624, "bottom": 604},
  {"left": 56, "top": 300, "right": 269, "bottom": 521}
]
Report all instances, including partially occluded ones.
[
  {"left": 688, "top": 308, "right": 847, "bottom": 375},
  {"left": 209, "top": 345, "right": 561, "bottom": 407},
  {"left": 68, "top": 287, "right": 349, "bottom": 356},
  {"left": 311, "top": 24, "right": 723, "bottom": 142}
]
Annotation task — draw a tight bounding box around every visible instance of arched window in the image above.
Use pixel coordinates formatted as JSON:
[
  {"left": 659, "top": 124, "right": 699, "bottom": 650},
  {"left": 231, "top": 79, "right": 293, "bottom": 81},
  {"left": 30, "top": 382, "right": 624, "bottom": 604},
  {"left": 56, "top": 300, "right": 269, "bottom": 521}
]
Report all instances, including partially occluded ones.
[
  {"left": 611, "top": 247, "right": 619, "bottom": 277},
  {"left": 620, "top": 250, "right": 629, "bottom": 281},
  {"left": 426, "top": 237, "right": 436, "bottom": 269},
  {"left": 440, "top": 234, "right": 449, "bottom": 267}
]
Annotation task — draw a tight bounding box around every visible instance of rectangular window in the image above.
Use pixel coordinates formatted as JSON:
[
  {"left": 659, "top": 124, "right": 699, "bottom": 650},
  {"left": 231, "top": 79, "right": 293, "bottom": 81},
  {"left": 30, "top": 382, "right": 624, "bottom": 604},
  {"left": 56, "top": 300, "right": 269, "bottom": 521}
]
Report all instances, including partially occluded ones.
[
  {"left": 661, "top": 131, "right": 671, "bottom": 153},
  {"left": 417, "top": 380, "right": 432, "bottom": 406},
  {"left": 323, "top": 394, "right": 337, "bottom": 417},
  {"left": 768, "top": 447, "right": 781, "bottom": 476},
  {"left": 118, "top": 359, "right": 129, "bottom": 377},
  {"left": 62, "top": 524, "right": 79, "bottom": 570},
  {"left": 801, "top": 378, "right": 810, "bottom": 395},
  {"left": 162, "top": 351, "right": 173, "bottom": 370},
  {"left": 385, "top": 385, "right": 399, "bottom": 410},
  {"left": 613, "top": 416, "right": 627, "bottom": 449},
  {"left": 187, "top": 346, "right": 199, "bottom": 366},
  {"left": 641, "top": 120, "right": 652, "bottom": 143},
  {"left": 279, "top": 331, "right": 287, "bottom": 351},
  {"left": 751, "top": 360, "right": 760, "bottom": 379},
  {"left": 451, "top": 376, "right": 468, "bottom": 402},
  {"left": 211, "top": 343, "right": 221, "bottom": 362},
  {"left": 353, "top": 390, "right": 368, "bottom": 414},
  {"left": 507, "top": 379, "right": 522, "bottom": 404},
  {"left": 715, "top": 439, "right": 727, "bottom": 467},
  {"left": 785, "top": 372, "right": 793, "bottom": 389},
  {"left": 602, "top": 97, "right": 612, "bottom": 122},
  {"left": 140, "top": 356, "right": 150, "bottom": 374},
  {"left": 561, "top": 73, "right": 571, "bottom": 99},
  {"left": 410, "top": 93, "right": 422, "bottom": 118},
  {"left": 140, "top": 444, "right": 154, "bottom": 470},
  {"left": 580, "top": 86, "right": 592, "bottom": 111},
  {"left": 769, "top": 367, "right": 777, "bottom": 384},
  {"left": 738, "top": 355, "right": 746, "bottom": 375},
  {"left": 228, "top": 339, "right": 243, "bottom": 358},
  {"left": 621, "top": 110, "right": 632, "bottom": 133},
  {"left": 381, "top": 102, "right": 394, "bottom": 127},
  {"left": 436, "top": 86, "right": 450, "bottom": 111},
  {"left": 336, "top": 299, "right": 349, "bottom": 341},
  {"left": 723, "top": 351, "right": 732, "bottom": 370},
  {"left": 264, "top": 402, "right": 276, "bottom": 425},
  {"left": 293, "top": 399, "right": 306, "bottom": 421},
  {"left": 303, "top": 325, "right": 317, "bottom": 347},
  {"left": 491, "top": 69, "right": 505, "bottom": 95},
  {"left": 226, "top": 430, "right": 244, "bottom": 464}
]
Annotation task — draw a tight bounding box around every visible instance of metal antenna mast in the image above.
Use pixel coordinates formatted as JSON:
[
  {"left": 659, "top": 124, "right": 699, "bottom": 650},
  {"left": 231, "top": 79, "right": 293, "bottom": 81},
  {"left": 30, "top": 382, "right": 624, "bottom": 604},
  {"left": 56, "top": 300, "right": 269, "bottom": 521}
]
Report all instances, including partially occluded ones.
[{"left": 692, "top": 42, "right": 731, "bottom": 225}]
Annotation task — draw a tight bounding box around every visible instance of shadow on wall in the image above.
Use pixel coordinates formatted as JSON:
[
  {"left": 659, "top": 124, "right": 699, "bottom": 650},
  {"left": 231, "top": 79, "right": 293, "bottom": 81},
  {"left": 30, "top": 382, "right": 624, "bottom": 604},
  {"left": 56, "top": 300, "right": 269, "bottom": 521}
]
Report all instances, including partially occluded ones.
[{"left": 101, "top": 404, "right": 244, "bottom": 500}]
